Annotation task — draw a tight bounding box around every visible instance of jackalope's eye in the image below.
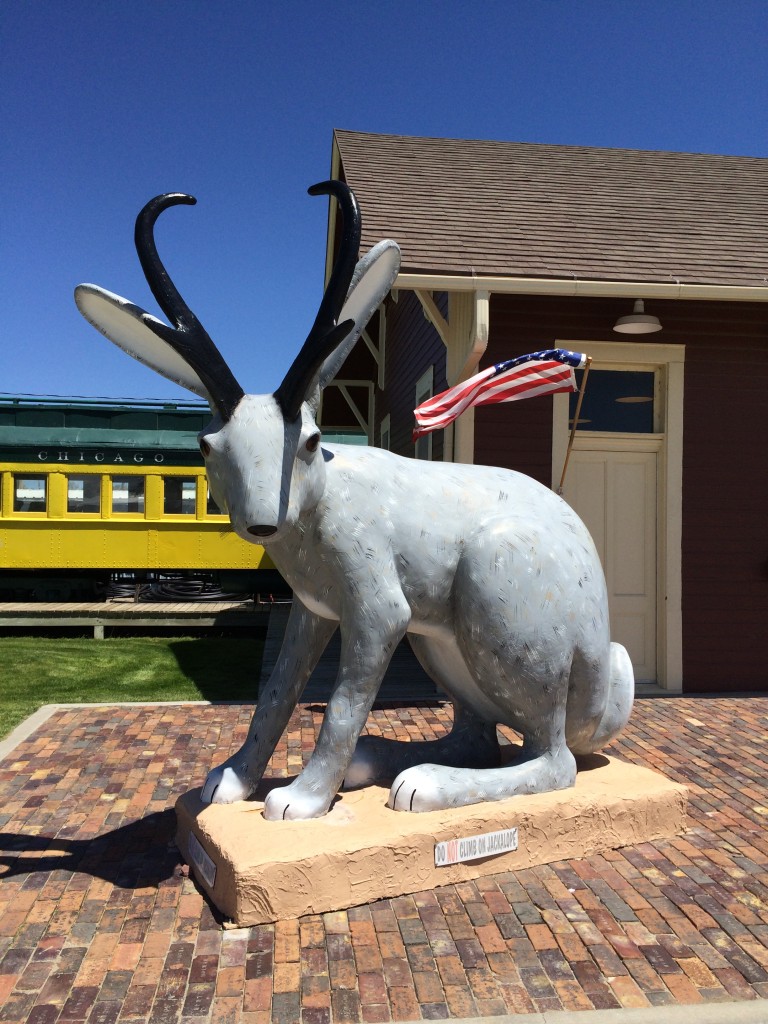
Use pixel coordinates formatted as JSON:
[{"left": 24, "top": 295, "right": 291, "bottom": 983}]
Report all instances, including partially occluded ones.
[
  {"left": 305, "top": 434, "right": 321, "bottom": 454},
  {"left": 199, "top": 438, "right": 211, "bottom": 457}
]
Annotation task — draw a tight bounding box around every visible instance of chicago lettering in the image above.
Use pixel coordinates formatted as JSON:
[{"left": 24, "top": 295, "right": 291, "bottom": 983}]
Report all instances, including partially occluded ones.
[{"left": 37, "top": 450, "right": 164, "bottom": 464}]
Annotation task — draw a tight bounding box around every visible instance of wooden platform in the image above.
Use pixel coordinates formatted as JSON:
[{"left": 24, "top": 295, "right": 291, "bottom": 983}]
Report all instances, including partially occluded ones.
[{"left": 0, "top": 599, "right": 270, "bottom": 637}]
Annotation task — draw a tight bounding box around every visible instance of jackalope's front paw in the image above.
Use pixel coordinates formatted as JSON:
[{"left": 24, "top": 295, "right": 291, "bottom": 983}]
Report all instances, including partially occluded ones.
[
  {"left": 263, "top": 780, "right": 332, "bottom": 820},
  {"left": 388, "top": 764, "right": 456, "bottom": 813},
  {"left": 201, "top": 762, "right": 254, "bottom": 804}
]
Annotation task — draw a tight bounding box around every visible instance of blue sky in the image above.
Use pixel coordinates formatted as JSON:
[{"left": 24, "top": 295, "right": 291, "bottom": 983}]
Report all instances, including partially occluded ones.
[{"left": 2, "top": 0, "right": 766, "bottom": 402}]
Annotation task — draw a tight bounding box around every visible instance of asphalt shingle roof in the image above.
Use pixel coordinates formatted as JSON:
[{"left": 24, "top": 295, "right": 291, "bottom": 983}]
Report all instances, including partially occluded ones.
[{"left": 335, "top": 129, "right": 768, "bottom": 288}]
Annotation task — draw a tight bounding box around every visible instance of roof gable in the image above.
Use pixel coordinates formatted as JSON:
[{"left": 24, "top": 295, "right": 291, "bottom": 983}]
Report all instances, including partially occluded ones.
[{"left": 335, "top": 130, "right": 768, "bottom": 288}]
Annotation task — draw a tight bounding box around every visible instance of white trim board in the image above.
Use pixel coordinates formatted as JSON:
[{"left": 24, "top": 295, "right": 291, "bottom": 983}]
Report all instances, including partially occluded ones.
[{"left": 552, "top": 341, "right": 685, "bottom": 692}]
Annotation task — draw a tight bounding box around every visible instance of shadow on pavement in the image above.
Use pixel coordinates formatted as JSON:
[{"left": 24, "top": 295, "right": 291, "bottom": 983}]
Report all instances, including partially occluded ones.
[{"left": 0, "top": 809, "right": 182, "bottom": 888}]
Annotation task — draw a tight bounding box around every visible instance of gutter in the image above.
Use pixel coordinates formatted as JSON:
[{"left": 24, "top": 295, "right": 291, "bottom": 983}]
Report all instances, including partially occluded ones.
[
  {"left": 394, "top": 273, "right": 768, "bottom": 303},
  {"left": 458, "top": 290, "right": 489, "bottom": 383}
]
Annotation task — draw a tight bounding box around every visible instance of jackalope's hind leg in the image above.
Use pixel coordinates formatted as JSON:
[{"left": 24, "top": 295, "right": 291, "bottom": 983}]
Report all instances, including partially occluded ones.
[
  {"left": 343, "top": 632, "right": 500, "bottom": 789},
  {"left": 387, "top": 716, "right": 576, "bottom": 812},
  {"left": 343, "top": 701, "right": 500, "bottom": 790},
  {"left": 387, "top": 633, "right": 576, "bottom": 812},
  {"left": 391, "top": 737, "right": 577, "bottom": 815}
]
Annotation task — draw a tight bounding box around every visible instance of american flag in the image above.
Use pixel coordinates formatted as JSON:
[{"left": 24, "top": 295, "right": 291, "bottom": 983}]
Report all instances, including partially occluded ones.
[{"left": 413, "top": 349, "right": 588, "bottom": 439}]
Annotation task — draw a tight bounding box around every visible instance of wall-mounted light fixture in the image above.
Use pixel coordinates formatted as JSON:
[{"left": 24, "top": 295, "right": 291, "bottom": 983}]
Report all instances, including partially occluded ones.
[{"left": 612, "top": 299, "right": 662, "bottom": 334}]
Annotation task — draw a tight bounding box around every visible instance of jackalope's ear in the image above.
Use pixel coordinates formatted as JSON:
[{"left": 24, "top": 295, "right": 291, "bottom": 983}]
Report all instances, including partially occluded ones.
[
  {"left": 76, "top": 193, "right": 245, "bottom": 421},
  {"left": 316, "top": 240, "right": 401, "bottom": 391},
  {"left": 74, "top": 284, "right": 210, "bottom": 400}
]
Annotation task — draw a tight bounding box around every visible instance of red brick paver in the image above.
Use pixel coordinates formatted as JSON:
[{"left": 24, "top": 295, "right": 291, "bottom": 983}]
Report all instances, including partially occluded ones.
[{"left": 1, "top": 696, "right": 768, "bottom": 1021}]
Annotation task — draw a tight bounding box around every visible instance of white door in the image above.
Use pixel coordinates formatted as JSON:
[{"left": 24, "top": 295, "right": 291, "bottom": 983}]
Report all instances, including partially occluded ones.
[
  {"left": 563, "top": 447, "right": 658, "bottom": 684},
  {"left": 552, "top": 342, "right": 685, "bottom": 691}
]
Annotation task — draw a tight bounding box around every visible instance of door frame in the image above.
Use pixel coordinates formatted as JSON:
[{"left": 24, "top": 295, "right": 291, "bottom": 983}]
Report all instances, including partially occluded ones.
[{"left": 551, "top": 341, "right": 685, "bottom": 692}]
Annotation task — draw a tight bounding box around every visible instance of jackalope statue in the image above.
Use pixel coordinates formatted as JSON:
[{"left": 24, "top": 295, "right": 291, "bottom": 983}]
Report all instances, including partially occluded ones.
[{"left": 75, "top": 181, "right": 633, "bottom": 820}]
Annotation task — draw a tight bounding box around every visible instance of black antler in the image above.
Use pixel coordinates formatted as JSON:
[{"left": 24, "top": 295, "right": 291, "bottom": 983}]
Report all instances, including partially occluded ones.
[
  {"left": 135, "top": 194, "right": 245, "bottom": 421},
  {"left": 273, "top": 181, "right": 361, "bottom": 421}
]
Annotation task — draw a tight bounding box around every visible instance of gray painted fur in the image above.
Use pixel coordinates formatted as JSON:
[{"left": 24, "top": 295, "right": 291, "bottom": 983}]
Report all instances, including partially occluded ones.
[{"left": 75, "top": 198, "right": 633, "bottom": 820}]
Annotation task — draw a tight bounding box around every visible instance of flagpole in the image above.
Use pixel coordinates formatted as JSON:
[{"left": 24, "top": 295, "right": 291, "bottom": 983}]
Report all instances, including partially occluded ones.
[{"left": 557, "top": 356, "right": 592, "bottom": 495}]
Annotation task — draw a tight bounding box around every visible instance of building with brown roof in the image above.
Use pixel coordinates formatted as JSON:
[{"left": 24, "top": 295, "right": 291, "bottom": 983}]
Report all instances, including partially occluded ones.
[{"left": 318, "top": 129, "right": 768, "bottom": 694}]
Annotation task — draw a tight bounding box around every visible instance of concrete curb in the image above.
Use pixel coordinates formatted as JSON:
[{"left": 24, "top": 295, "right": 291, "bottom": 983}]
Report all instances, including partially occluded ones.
[
  {"left": 0, "top": 703, "right": 63, "bottom": 761},
  {"left": 400, "top": 998, "right": 768, "bottom": 1023}
]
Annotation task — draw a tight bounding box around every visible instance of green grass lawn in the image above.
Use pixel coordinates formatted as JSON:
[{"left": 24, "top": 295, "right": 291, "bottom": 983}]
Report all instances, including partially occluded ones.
[{"left": 0, "top": 635, "right": 264, "bottom": 739}]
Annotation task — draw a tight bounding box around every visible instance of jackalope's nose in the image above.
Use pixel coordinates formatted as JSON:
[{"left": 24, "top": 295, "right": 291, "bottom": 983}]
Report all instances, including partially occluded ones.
[{"left": 247, "top": 524, "right": 278, "bottom": 538}]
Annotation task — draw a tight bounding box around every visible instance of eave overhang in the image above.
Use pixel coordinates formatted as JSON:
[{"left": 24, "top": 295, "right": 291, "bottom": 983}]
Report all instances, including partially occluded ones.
[{"left": 393, "top": 273, "right": 768, "bottom": 303}]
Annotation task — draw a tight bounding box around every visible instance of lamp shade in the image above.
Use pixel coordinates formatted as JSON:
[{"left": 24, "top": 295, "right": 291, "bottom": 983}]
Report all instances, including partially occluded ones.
[{"left": 613, "top": 299, "right": 662, "bottom": 334}]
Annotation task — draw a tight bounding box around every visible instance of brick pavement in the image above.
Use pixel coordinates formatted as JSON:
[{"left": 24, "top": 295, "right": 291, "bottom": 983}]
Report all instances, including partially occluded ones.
[{"left": 0, "top": 696, "right": 767, "bottom": 1022}]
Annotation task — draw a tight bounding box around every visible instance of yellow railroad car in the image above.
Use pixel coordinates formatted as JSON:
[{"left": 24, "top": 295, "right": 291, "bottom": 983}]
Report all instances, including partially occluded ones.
[{"left": 0, "top": 395, "right": 276, "bottom": 600}]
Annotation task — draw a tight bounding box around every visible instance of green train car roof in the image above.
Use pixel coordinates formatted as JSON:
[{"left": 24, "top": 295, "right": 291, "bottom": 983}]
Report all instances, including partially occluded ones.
[
  {"left": 0, "top": 395, "right": 368, "bottom": 463},
  {"left": 0, "top": 394, "right": 211, "bottom": 458}
]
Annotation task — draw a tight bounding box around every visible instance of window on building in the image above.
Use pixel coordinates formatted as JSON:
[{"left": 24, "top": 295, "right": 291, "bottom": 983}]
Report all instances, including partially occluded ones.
[
  {"left": 14, "top": 475, "right": 47, "bottom": 512},
  {"left": 111, "top": 477, "right": 145, "bottom": 514},
  {"left": 164, "top": 477, "right": 196, "bottom": 515},
  {"left": 67, "top": 475, "right": 101, "bottom": 513},
  {"left": 569, "top": 370, "right": 656, "bottom": 433},
  {"left": 414, "top": 366, "right": 434, "bottom": 460}
]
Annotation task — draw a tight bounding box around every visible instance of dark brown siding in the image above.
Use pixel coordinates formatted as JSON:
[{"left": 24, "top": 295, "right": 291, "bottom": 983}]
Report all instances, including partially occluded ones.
[
  {"left": 377, "top": 291, "right": 447, "bottom": 460},
  {"left": 678, "top": 308, "right": 767, "bottom": 693},
  {"left": 478, "top": 293, "right": 768, "bottom": 692}
]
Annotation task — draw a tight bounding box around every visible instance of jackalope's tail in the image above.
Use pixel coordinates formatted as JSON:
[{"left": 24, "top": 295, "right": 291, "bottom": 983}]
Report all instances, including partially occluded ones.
[{"left": 569, "top": 643, "right": 634, "bottom": 755}]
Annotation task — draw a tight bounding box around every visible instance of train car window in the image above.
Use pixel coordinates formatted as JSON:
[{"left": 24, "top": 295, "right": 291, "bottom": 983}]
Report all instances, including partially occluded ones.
[
  {"left": 207, "top": 488, "right": 224, "bottom": 515},
  {"left": 67, "top": 475, "right": 101, "bottom": 513},
  {"left": 14, "top": 475, "right": 47, "bottom": 512},
  {"left": 111, "top": 477, "right": 145, "bottom": 514},
  {"left": 164, "top": 477, "right": 196, "bottom": 515},
  {"left": 65, "top": 410, "right": 110, "bottom": 429},
  {"left": 159, "top": 413, "right": 207, "bottom": 431},
  {"left": 16, "top": 410, "right": 62, "bottom": 428},
  {"left": 109, "top": 412, "right": 157, "bottom": 430}
]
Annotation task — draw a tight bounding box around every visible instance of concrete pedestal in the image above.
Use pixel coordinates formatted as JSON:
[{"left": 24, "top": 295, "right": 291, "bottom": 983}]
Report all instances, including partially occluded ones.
[{"left": 175, "top": 756, "right": 687, "bottom": 926}]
